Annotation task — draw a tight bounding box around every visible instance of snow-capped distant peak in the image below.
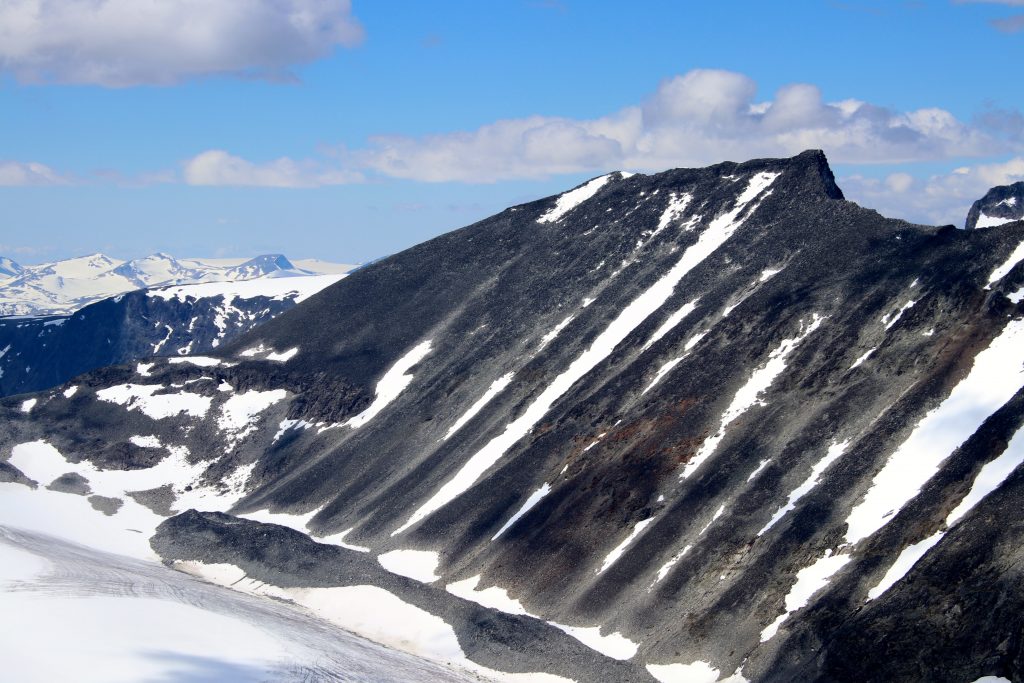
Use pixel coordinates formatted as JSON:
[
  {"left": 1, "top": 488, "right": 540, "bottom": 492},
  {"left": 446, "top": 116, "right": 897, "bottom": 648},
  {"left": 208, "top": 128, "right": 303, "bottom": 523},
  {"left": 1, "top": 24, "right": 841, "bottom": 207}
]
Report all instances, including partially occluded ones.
[
  {"left": 0, "top": 252, "right": 357, "bottom": 317},
  {"left": 0, "top": 257, "right": 22, "bottom": 279}
]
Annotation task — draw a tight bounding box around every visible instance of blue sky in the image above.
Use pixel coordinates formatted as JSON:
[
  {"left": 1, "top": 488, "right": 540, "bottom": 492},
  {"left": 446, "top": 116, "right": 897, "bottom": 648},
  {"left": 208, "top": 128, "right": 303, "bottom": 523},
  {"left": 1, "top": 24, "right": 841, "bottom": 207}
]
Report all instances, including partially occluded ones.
[{"left": 1, "top": 0, "right": 1023, "bottom": 264}]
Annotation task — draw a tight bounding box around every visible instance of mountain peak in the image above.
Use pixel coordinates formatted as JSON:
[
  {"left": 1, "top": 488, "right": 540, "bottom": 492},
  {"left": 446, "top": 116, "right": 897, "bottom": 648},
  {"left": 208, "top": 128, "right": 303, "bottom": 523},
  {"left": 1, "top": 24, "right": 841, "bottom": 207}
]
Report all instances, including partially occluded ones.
[
  {"left": 966, "top": 181, "right": 1024, "bottom": 230},
  {"left": 781, "top": 149, "right": 845, "bottom": 200},
  {"left": 0, "top": 257, "right": 22, "bottom": 278}
]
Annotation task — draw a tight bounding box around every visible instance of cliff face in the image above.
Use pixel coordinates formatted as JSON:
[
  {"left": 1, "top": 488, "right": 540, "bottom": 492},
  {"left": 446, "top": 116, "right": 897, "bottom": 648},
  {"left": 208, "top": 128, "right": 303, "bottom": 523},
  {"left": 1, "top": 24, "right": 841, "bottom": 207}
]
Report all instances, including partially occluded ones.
[{"left": 3, "top": 150, "right": 1024, "bottom": 682}]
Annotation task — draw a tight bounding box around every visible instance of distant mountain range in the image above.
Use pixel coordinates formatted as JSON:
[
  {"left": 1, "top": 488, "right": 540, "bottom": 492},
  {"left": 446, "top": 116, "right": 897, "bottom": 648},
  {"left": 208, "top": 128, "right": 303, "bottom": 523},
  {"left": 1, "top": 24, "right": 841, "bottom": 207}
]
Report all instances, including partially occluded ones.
[
  {"left": 0, "top": 252, "right": 357, "bottom": 317},
  {"left": 0, "top": 274, "right": 346, "bottom": 397}
]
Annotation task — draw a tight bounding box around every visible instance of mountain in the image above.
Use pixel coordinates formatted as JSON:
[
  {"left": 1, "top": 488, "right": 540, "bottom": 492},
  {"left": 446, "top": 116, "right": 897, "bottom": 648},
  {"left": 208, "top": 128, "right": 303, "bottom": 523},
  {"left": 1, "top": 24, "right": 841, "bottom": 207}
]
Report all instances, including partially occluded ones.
[
  {"left": 0, "top": 274, "right": 344, "bottom": 398},
  {"left": 966, "top": 181, "right": 1024, "bottom": 230},
  {"left": 0, "top": 252, "right": 357, "bottom": 317},
  {"left": 3, "top": 150, "right": 1024, "bottom": 682},
  {"left": 0, "top": 257, "right": 22, "bottom": 278}
]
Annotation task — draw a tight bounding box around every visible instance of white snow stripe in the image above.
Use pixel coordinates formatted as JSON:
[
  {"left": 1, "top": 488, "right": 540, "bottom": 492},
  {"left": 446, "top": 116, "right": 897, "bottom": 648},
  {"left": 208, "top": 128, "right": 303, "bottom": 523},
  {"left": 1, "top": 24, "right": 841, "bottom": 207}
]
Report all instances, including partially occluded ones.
[
  {"left": 539, "top": 315, "right": 575, "bottom": 350},
  {"left": 596, "top": 518, "right": 655, "bottom": 575},
  {"left": 681, "top": 313, "right": 825, "bottom": 479},
  {"left": 537, "top": 175, "right": 613, "bottom": 224},
  {"left": 867, "top": 420, "right": 1024, "bottom": 600},
  {"left": 845, "top": 318, "right": 1024, "bottom": 545},
  {"left": 882, "top": 299, "right": 916, "bottom": 330},
  {"left": 758, "top": 441, "right": 849, "bottom": 536},
  {"left": 444, "top": 373, "right": 514, "bottom": 441},
  {"left": 986, "top": 239, "right": 1024, "bottom": 288},
  {"left": 643, "top": 298, "right": 699, "bottom": 350},
  {"left": 760, "top": 550, "right": 850, "bottom": 642},
  {"left": 393, "top": 172, "right": 782, "bottom": 535},
  {"left": 850, "top": 348, "right": 876, "bottom": 369},
  {"left": 492, "top": 483, "right": 551, "bottom": 540},
  {"left": 643, "top": 356, "right": 685, "bottom": 395},
  {"left": 346, "top": 340, "right": 433, "bottom": 430}
]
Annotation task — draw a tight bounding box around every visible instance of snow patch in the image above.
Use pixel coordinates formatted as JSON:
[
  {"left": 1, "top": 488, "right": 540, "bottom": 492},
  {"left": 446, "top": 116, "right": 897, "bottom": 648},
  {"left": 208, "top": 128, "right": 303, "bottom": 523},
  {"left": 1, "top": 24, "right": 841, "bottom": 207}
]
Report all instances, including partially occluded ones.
[
  {"left": 96, "top": 384, "right": 212, "bottom": 419},
  {"left": 646, "top": 661, "right": 720, "bottom": 683},
  {"left": 975, "top": 212, "right": 1017, "bottom": 229},
  {"left": 538, "top": 175, "right": 613, "bottom": 223},
  {"left": 20, "top": 398, "right": 36, "bottom": 413},
  {"left": 882, "top": 299, "right": 917, "bottom": 330},
  {"left": 548, "top": 622, "right": 638, "bottom": 660},
  {"left": 643, "top": 356, "right": 685, "bottom": 395},
  {"left": 266, "top": 347, "right": 298, "bottom": 362},
  {"left": 867, "top": 419, "right": 1024, "bottom": 600},
  {"left": 217, "top": 389, "right": 288, "bottom": 448},
  {"left": 129, "top": 435, "right": 162, "bottom": 448},
  {"left": 747, "top": 459, "right": 771, "bottom": 482},
  {"left": 377, "top": 549, "right": 441, "bottom": 583},
  {"left": 446, "top": 575, "right": 528, "bottom": 615},
  {"left": 653, "top": 546, "right": 691, "bottom": 586},
  {"left": 239, "top": 507, "right": 320, "bottom": 534},
  {"left": 760, "top": 550, "right": 851, "bottom": 642},
  {"left": 346, "top": 340, "right": 433, "bottom": 429},
  {"left": 316, "top": 527, "right": 371, "bottom": 552},
  {"left": 168, "top": 356, "right": 220, "bottom": 367}
]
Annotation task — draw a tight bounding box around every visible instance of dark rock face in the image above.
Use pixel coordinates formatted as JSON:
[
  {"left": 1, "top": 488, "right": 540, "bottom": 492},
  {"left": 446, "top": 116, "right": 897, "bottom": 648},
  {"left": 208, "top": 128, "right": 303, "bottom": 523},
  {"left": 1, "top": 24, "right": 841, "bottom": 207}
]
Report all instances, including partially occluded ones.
[
  {"left": 0, "top": 285, "right": 303, "bottom": 397},
  {"left": 966, "top": 181, "right": 1024, "bottom": 230},
  {"left": 4, "top": 150, "right": 1024, "bottom": 682}
]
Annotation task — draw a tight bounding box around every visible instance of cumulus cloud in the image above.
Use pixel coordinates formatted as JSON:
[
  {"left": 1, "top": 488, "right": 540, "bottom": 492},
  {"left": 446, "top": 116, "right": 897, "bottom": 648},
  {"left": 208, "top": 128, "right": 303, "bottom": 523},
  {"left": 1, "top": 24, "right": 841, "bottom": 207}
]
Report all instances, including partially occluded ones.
[
  {"left": 841, "top": 157, "right": 1024, "bottom": 227},
  {"left": 183, "top": 150, "right": 362, "bottom": 188},
  {"left": 0, "top": 161, "right": 70, "bottom": 186},
  {"left": 348, "top": 69, "right": 1017, "bottom": 182},
  {"left": 0, "top": 0, "right": 363, "bottom": 86}
]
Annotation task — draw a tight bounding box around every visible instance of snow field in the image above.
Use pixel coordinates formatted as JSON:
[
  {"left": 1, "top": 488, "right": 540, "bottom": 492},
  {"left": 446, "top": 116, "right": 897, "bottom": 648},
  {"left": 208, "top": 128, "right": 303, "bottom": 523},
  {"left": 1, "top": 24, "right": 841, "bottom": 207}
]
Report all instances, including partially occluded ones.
[{"left": 96, "top": 383, "right": 212, "bottom": 419}]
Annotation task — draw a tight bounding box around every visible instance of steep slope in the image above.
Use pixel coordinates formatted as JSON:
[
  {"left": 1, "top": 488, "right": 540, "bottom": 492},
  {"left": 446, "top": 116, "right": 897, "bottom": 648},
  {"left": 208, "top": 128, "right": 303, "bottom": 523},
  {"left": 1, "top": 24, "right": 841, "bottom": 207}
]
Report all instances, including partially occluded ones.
[
  {"left": 0, "top": 252, "right": 357, "bottom": 316},
  {"left": 3, "top": 150, "right": 1024, "bottom": 682},
  {"left": 0, "top": 274, "right": 343, "bottom": 397},
  {"left": 966, "top": 181, "right": 1024, "bottom": 230}
]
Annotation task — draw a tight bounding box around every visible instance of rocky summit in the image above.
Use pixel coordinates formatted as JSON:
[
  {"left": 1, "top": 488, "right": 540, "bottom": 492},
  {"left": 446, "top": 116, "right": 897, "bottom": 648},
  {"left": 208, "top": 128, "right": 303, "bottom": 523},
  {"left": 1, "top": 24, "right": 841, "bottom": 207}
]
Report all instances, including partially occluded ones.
[
  {"left": 3, "top": 150, "right": 1024, "bottom": 682},
  {"left": 966, "top": 181, "right": 1024, "bottom": 231}
]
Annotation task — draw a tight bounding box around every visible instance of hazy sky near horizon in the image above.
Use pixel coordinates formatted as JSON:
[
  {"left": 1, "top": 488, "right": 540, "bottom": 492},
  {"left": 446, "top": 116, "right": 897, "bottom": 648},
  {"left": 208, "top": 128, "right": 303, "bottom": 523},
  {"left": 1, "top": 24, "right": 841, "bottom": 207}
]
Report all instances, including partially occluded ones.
[{"left": 1, "top": 0, "right": 1023, "bottom": 265}]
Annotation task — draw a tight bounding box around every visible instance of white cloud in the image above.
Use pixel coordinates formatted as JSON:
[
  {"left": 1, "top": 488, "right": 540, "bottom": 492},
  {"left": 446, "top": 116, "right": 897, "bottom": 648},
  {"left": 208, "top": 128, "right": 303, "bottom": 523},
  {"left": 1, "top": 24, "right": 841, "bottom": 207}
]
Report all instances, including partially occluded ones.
[
  {"left": 0, "top": 161, "right": 69, "bottom": 186},
  {"left": 842, "top": 157, "right": 1024, "bottom": 227},
  {"left": 348, "top": 69, "right": 1017, "bottom": 183},
  {"left": 183, "top": 150, "right": 362, "bottom": 188},
  {"left": 0, "top": 0, "right": 363, "bottom": 87}
]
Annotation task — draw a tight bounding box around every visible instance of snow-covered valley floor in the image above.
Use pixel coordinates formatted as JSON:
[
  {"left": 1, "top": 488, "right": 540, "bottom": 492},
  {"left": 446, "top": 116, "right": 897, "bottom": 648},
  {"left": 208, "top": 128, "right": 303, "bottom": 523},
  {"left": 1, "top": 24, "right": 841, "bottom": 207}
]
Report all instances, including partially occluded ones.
[{"left": 0, "top": 525, "right": 488, "bottom": 683}]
